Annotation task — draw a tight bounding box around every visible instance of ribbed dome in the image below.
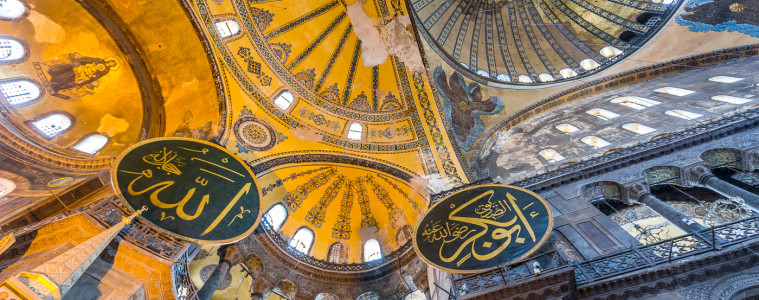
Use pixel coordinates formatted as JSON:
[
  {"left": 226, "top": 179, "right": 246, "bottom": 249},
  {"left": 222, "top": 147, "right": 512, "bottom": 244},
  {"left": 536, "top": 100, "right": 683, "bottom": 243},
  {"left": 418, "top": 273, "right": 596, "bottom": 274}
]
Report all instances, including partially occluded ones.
[{"left": 411, "top": 0, "right": 682, "bottom": 86}]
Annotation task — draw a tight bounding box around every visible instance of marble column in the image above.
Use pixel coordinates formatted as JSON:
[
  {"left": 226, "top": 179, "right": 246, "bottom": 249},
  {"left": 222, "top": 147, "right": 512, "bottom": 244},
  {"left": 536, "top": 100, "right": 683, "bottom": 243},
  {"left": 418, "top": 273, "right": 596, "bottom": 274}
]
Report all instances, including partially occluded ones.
[
  {"left": 626, "top": 183, "right": 709, "bottom": 234},
  {"left": 684, "top": 164, "right": 759, "bottom": 212},
  {"left": 197, "top": 245, "right": 243, "bottom": 300}
]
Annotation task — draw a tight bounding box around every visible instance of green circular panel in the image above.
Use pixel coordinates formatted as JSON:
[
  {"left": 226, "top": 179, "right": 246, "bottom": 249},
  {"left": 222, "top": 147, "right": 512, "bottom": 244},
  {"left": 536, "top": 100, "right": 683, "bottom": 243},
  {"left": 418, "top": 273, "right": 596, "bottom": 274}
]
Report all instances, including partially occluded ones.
[
  {"left": 113, "top": 138, "right": 262, "bottom": 244},
  {"left": 414, "top": 184, "right": 553, "bottom": 274}
]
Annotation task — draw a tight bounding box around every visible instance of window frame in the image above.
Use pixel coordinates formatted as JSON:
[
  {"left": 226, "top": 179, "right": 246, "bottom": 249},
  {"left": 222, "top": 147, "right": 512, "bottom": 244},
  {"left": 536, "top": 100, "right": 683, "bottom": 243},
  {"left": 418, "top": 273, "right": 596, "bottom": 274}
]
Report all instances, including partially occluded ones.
[
  {"left": 69, "top": 133, "right": 110, "bottom": 156},
  {"left": 289, "top": 226, "right": 315, "bottom": 254},
  {"left": 362, "top": 238, "right": 382, "bottom": 262},
  {"left": 346, "top": 122, "right": 363, "bottom": 141},
  {"left": 263, "top": 203, "right": 289, "bottom": 231},
  {"left": 213, "top": 17, "right": 242, "bottom": 39},
  {"left": 0, "top": 0, "right": 29, "bottom": 22},
  {"left": 272, "top": 89, "right": 296, "bottom": 112},
  {"left": 0, "top": 77, "right": 44, "bottom": 107},
  {"left": 0, "top": 35, "right": 28, "bottom": 64},
  {"left": 327, "top": 242, "right": 347, "bottom": 263},
  {"left": 26, "top": 111, "right": 74, "bottom": 140}
]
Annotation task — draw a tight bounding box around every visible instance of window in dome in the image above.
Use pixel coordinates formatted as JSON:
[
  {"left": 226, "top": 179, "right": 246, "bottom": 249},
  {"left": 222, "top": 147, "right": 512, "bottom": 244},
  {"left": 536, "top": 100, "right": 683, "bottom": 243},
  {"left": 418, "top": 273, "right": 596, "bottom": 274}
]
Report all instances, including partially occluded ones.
[
  {"left": 655, "top": 87, "right": 694, "bottom": 96},
  {"left": 327, "top": 242, "right": 347, "bottom": 263},
  {"left": 363, "top": 239, "right": 382, "bottom": 262},
  {"left": 611, "top": 96, "right": 660, "bottom": 110},
  {"left": 518, "top": 75, "right": 533, "bottom": 83},
  {"left": 538, "top": 73, "right": 554, "bottom": 82},
  {"left": 0, "top": 0, "right": 26, "bottom": 20},
  {"left": 264, "top": 203, "right": 288, "bottom": 231},
  {"left": 555, "top": 123, "right": 579, "bottom": 134},
  {"left": 0, "top": 178, "right": 15, "bottom": 197},
  {"left": 73, "top": 134, "right": 108, "bottom": 154},
  {"left": 214, "top": 19, "right": 240, "bottom": 38},
  {"left": 581, "top": 136, "right": 611, "bottom": 148},
  {"left": 559, "top": 68, "right": 578, "bottom": 78},
  {"left": 357, "top": 292, "right": 380, "bottom": 300},
  {"left": 600, "top": 46, "right": 623, "bottom": 58},
  {"left": 460, "top": 62, "right": 469, "bottom": 69},
  {"left": 580, "top": 59, "right": 600, "bottom": 71},
  {"left": 31, "top": 113, "right": 72, "bottom": 138},
  {"left": 539, "top": 149, "right": 565, "bottom": 163},
  {"left": 315, "top": 293, "right": 340, "bottom": 300},
  {"left": 709, "top": 76, "right": 743, "bottom": 83},
  {"left": 347, "top": 122, "right": 363, "bottom": 141},
  {"left": 622, "top": 123, "right": 656, "bottom": 134},
  {"left": 497, "top": 74, "right": 511, "bottom": 82},
  {"left": 273, "top": 90, "right": 295, "bottom": 111},
  {"left": 289, "top": 227, "right": 314, "bottom": 254},
  {"left": 0, "top": 79, "right": 41, "bottom": 106},
  {"left": 665, "top": 109, "right": 702, "bottom": 120},
  {"left": 712, "top": 95, "right": 752, "bottom": 104},
  {"left": 0, "top": 37, "right": 26, "bottom": 63},
  {"left": 586, "top": 108, "right": 619, "bottom": 120},
  {"left": 651, "top": 0, "right": 674, "bottom": 3},
  {"left": 476, "top": 69, "right": 490, "bottom": 78}
]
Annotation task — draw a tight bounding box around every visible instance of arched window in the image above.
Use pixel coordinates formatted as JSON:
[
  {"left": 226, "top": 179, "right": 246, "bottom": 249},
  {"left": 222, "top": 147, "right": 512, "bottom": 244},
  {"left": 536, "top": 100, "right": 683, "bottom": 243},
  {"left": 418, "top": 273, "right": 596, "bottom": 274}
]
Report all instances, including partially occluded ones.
[
  {"left": 347, "top": 122, "right": 363, "bottom": 141},
  {"left": 665, "top": 109, "right": 702, "bottom": 120},
  {"left": 72, "top": 134, "right": 108, "bottom": 154},
  {"left": 214, "top": 18, "right": 240, "bottom": 38},
  {"left": 517, "top": 75, "right": 533, "bottom": 83},
  {"left": 709, "top": 76, "right": 743, "bottom": 83},
  {"left": 264, "top": 203, "right": 288, "bottom": 231},
  {"left": 476, "top": 69, "right": 490, "bottom": 78},
  {"left": 581, "top": 136, "right": 611, "bottom": 148},
  {"left": 586, "top": 108, "right": 619, "bottom": 120},
  {"left": 0, "top": 178, "right": 15, "bottom": 197},
  {"left": 363, "top": 239, "right": 382, "bottom": 262},
  {"left": 459, "top": 62, "right": 469, "bottom": 69},
  {"left": 0, "top": 37, "right": 26, "bottom": 63},
  {"left": 538, "top": 73, "right": 554, "bottom": 82},
  {"left": 655, "top": 87, "right": 694, "bottom": 96},
  {"left": 315, "top": 293, "right": 339, "bottom": 300},
  {"left": 580, "top": 59, "right": 600, "bottom": 71},
  {"left": 555, "top": 123, "right": 579, "bottom": 134},
  {"left": 619, "top": 31, "right": 639, "bottom": 43},
  {"left": 496, "top": 74, "right": 511, "bottom": 82},
  {"left": 0, "top": 79, "right": 41, "bottom": 106},
  {"left": 637, "top": 12, "right": 663, "bottom": 26},
  {"left": 357, "top": 292, "right": 380, "bottom": 300},
  {"left": 0, "top": 0, "right": 26, "bottom": 20},
  {"left": 712, "top": 95, "right": 752, "bottom": 104},
  {"left": 611, "top": 96, "right": 660, "bottom": 110},
  {"left": 327, "top": 242, "right": 347, "bottom": 263},
  {"left": 396, "top": 225, "right": 413, "bottom": 245},
  {"left": 600, "top": 46, "right": 623, "bottom": 58},
  {"left": 622, "top": 123, "right": 656, "bottom": 135},
  {"left": 539, "top": 149, "right": 565, "bottom": 163},
  {"left": 559, "top": 68, "right": 578, "bottom": 79},
  {"left": 289, "top": 227, "right": 314, "bottom": 254},
  {"left": 273, "top": 90, "right": 295, "bottom": 110},
  {"left": 31, "top": 113, "right": 72, "bottom": 138}
]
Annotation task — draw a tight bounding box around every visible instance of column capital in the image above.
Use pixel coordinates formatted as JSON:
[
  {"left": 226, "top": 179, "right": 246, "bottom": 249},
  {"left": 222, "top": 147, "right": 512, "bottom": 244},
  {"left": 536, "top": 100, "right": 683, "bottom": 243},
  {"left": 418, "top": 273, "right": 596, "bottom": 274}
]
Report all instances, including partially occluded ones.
[
  {"left": 681, "top": 163, "right": 714, "bottom": 187},
  {"left": 623, "top": 181, "right": 650, "bottom": 203},
  {"left": 222, "top": 244, "right": 244, "bottom": 266}
]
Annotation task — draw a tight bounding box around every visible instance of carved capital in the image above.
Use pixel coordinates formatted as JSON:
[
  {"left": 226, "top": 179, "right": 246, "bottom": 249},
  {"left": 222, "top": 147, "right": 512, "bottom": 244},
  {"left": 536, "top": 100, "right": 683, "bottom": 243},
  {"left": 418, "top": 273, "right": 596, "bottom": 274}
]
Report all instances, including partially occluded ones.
[
  {"left": 624, "top": 181, "right": 650, "bottom": 203},
  {"left": 223, "top": 244, "right": 244, "bottom": 265},
  {"left": 742, "top": 148, "right": 759, "bottom": 172},
  {"left": 681, "top": 163, "right": 714, "bottom": 187}
]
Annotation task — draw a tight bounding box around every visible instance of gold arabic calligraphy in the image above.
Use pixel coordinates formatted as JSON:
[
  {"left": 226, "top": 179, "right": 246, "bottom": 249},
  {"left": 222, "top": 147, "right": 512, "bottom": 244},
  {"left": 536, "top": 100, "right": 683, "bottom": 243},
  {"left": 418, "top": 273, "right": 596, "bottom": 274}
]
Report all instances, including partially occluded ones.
[{"left": 421, "top": 190, "right": 539, "bottom": 267}]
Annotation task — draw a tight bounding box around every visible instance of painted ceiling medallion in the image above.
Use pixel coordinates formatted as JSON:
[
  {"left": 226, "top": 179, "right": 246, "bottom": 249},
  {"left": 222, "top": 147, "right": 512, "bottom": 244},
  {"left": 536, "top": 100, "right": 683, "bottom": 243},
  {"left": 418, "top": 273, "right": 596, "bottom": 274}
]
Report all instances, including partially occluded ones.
[{"left": 234, "top": 116, "right": 277, "bottom": 151}]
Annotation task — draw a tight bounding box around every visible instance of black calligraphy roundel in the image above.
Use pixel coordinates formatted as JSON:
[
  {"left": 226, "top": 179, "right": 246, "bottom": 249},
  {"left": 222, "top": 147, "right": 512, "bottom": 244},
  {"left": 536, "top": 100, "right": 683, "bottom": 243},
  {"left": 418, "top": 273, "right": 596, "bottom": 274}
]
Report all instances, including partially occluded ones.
[
  {"left": 112, "top": 138, "right": 262, "bottom": 245},
  {"left": 413, "top": 184, "right": 553, "bottom": 274}
]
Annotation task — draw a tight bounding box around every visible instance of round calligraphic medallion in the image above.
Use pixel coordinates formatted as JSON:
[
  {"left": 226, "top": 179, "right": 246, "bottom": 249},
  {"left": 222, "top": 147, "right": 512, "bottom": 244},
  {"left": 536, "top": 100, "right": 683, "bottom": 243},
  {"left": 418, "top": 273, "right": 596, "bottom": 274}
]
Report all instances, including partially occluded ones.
[
  {"left": 112, "top": 138, "right": 262, "bottom": 245},
  {"left": 413, "top": 184, "right": 553, "bottom": 273}
]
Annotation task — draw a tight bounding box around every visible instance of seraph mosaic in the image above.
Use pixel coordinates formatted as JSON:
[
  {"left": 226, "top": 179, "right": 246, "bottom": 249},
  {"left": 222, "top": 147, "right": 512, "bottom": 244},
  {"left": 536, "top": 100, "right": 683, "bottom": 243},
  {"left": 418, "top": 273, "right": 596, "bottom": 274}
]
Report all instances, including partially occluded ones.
[
  {"left": 677, "top": 0, "right": 759, "bottom": 37},
  {"left": 434, "top": 67, "right": 503, "bottom": 152}
]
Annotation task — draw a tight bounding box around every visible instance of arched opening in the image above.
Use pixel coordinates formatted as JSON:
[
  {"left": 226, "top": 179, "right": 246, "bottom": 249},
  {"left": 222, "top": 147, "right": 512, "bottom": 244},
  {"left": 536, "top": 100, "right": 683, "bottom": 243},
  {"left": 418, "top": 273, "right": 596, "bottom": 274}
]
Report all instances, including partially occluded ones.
[
  {"left": 0, "top": 177, "right": 16, "bottom": 197},
  {"left": 363, "top": 239, "right": 382, "bottom": 262},
  {"left": 357, "top": 292, "right": 380, "bottom": 300},
  {"left": 0, "top": 37, "right": 26, "bottom": 63},
  {"left": 273, "top": 90, "right": 295, "bottom": 111},
  {"left": 72, "top": 134, "right": 109, "bottom": 155},
  {"left": 538, "top": 73, "right": 554, "bottom": 82},
  {"left": 622, "top": 123, "right": 656, "bottom": 135},
  {"left": 586, "top": 108, "right": 619, "bottom": 120},
  {"left": 264, "top": 203, "right": 288, "bottom": 231},
  {"left": 539, "top": 149, "right": 565, "bottom": 163},
  {"left": 347, "top": 122, "right": 363, "bottom": 141},
  {"left": 289, "top": 227, "right": 314, "bottom": 254},
  {"left": 600, "top": 46, "right": 623, "bottom": 58},
  {"left": 475, "top": 69, "right": 490, "bottom": 78},
  {"left": 517, "top": 75, "right": 533, "bottom": 83},
  {"left": 637, "top": 12, "right": 662, "bottom": 26},
  {"left": 30, "top": 113, "right": 72, "bottom": 139},
  {"left": 0, "top": 79, "right": 41, "bottom": 106},
  {"left": 555, "top": 123, "right": 579, "bottom": 134},
  {"left": 496, "top": 73, "right": 511, "bottom": 82},
  {"left": 327, "top": 242, "right": 348, "bottom": 263},
  {"left": 611, "top": 96, "right": 660, "bottom": 110},
  {"left": 0, "top": 0, "right": 26, "bottom": 20},
  {"left": 619, "top": 31, "right": 639, "bottom": 43},
  {"left": 559, "top": 68, "right": 578, "bottom": 79},
  {"left": 581, "top": 136, "right": 611, "bottom": 148},
  {"left": 580, "top": 59, "right": 600, "bottom": 71},
  {"left": 315, "top": 293, "right": 340, "bottom": 300},
  {"left": 214, "top": 18, "right": 241, "bottom": 38}
]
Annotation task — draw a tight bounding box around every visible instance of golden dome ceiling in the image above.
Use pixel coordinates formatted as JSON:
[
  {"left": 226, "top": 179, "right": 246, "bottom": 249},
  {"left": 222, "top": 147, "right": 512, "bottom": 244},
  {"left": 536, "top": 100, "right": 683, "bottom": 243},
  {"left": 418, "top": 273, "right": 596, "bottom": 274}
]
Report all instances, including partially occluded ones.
[{"left": 412, "top": 0, "right": 681, "bottom": 86}]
